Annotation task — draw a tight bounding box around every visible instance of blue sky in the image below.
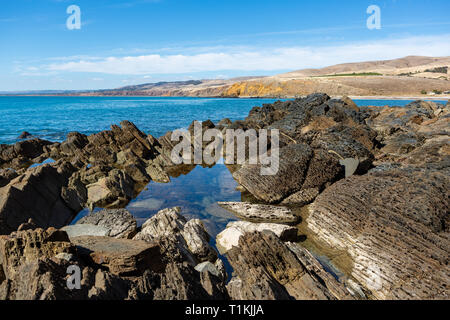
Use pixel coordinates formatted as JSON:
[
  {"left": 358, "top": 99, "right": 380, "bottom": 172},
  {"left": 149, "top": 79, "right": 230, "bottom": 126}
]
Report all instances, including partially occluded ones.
[{"left": 1, "top": 0, "right": 449, "bottom": 91}]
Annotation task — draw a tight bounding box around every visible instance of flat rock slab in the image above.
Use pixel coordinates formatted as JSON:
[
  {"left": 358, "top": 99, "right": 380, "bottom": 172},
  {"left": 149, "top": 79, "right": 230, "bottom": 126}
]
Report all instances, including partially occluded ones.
[
  {"left": 76, "top": 208, "right": 137, "bottom": 239},
  {"left": 71, "top": 236, "right": 165, "bottom": 276},
  {"left": 62, "top": 224, "right": 109, "bottom": 239},
  {"left": 216, "top": 221, "right": 298, "bottom": 254},
  {"left": 194, "top": 261, "right": 220, "bottom": 277},
  {"left": 218, "top": 202, "right": 299, "bottom": 224}
]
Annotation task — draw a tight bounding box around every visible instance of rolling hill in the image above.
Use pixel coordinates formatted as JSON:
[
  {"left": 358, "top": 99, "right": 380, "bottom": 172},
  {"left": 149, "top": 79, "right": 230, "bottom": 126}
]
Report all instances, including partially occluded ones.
[{"left": 9, "top": 56, "right": 450, "bottom": 98}]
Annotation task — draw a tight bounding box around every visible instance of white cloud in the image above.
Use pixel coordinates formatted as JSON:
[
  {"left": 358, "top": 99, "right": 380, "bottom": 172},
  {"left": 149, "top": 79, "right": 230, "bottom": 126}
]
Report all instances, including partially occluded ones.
[{"left": 44, "top": 35, "right": 450, "bottom": 75}]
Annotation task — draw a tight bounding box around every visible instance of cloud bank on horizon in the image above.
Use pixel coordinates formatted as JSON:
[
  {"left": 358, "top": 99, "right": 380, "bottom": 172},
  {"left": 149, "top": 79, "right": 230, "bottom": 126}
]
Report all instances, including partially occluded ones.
[
  {"left": 1, "top": 0, "right": 449, "bottom": 90},
  {"left": 45, "top": 35, "right": 450, "bottom": 75}
]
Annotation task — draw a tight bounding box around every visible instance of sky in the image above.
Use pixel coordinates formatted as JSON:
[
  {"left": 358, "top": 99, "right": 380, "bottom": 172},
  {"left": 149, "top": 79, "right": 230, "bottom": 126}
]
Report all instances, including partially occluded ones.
[{"left": 0, "top": 0, "right": 449, "bottom": 91}]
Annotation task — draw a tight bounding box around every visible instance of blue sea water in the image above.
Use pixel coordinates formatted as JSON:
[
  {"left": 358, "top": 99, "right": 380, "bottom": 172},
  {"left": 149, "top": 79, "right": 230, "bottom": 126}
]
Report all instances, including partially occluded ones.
[
  {"left": 0, "top": 96, "right": 279, "bottom": 145},
  {"left": 0, "top": 96, "right": 447, "bottom": 145}
]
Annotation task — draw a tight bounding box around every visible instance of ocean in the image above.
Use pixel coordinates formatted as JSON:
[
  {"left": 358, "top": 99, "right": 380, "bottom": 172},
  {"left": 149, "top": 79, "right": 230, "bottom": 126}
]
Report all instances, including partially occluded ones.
[{"left": 0, "top": 96, "right": 447, "bottom": 145}]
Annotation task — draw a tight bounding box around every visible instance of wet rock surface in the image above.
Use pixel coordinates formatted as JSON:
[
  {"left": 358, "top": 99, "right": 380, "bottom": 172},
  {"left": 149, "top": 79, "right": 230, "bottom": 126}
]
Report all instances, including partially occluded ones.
[
  {"left": 218, "top": 202, "right": 299, "bottom": 224},
  {"left": 0, "top": 212, "right": 228, "bottom": 300},
  {"left": 77, "top": 208, "right": 137, "bottom": 239},
  {"left": 0, "top": 161, "right": 78, "bottom": 235},
  {"left": 71, "top": 236, "right": 165, "bottom": 276},
  {"left": 0, "top": 138, "right": 53, "bottom": 170},
  {"left": 225, "top": 231, "right": 352, "bottom": 300},
  {"left": 305, "top": 167, "right": 449, "bottom": 299},
  {"left": 216, "top": 221, "right": 298, "bottom": 254},
  {"left": 133, "top": 207, "right": 218, "bottom": 265},
  {"left": 231, "top": 93, "right": 376, "bottom": 204},
  {"left": 0, "top": 94, "right": 448, "bottom": 300}
]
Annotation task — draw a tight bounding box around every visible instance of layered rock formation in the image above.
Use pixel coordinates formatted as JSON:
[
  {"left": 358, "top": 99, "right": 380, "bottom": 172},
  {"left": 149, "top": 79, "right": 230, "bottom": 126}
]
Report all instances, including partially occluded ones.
[
  {"left": 216, "top": 95, "right": 449, "bottom": 300},
  {"left": 217, "top": 202, "right": 299, "bottom": 224},
  {"left": 296, "top": 98, "right": 450, "bottom": 300},
  {"left": 304, "top": 166, "right": 449, "bottom": 299},
  {"left": 225, "top": 231, "right": 353, "bottom": 300},
  {"left": 0, "top": 208, "right": 228, "bottom": 300},
  {"left": 229, "top": 93, "right": 376, "bottom": 204},
  {"left": 76, "top": 208, "right": 137, "bottom": 239}
]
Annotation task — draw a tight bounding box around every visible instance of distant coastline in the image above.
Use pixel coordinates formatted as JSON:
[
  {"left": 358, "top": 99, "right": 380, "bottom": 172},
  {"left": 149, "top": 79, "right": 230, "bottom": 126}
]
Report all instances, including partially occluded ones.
[
  {"left": 2, "top": 56, "right": 449, "bottom": 100},
  {"left": 1, "top": 94, "right": 449, "bottom": 101}
]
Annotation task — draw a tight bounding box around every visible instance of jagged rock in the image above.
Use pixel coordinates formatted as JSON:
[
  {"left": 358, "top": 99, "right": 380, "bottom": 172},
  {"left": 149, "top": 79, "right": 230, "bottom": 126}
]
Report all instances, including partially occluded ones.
[
  {"left": 18, "top": 132, "right": 32, "bottom": 139},
  {"left": 195, "top": 261, "right": 220, "bottom": 277},
  {"left": 286, "top": 242, "right": 355, "bottom": 300},
  {"left": 225, "top": 231, "right": 351, "bottom": 300},
  {"left": 300, "top": 116, "right": 337, "bottom": 134},
  {"left": 370, "top": 103, "right": 449, "bottom": 167},
  {"left": 218, "top": 202, "right": 299, "bottom": 224},
  {"left": 281, "top": 188, "right": 319, "bottom": 206},
  {"left": 402, "top": 135, "right": 450, "bottom": 167},
  {"left": 0, "top": 228, "right": 73, "bottom": 280},
  {"left": 238, "top": 95, "right": 376, "bottom": 181},
  {"left": 61, "top": 174, "right": 87, "bottom": 212},
  {"left": 81, "top": 121, "right": 158, "bottom": 164},
  {"left": 146, "top": 262, "right": 229, "bottom": 300},
  {"left": 123, "top": 162, "right": 150, "bottom": 184},
  {"left": 17, "top": 218, "right": 38, "bottom": 231},
  {"left": 266, "top": 93, "right": 332, "bottom": 132},
  {"left": 182, "top": 219, "right": 217, "bottom": 262},
  {"left": 146, "top": 163, "right": 170, "bottom": 183},
  {"left": 133, "top": 207, "right": 185, "bottom": 241},
  {"left": 232, "top": 142, "right": 345, "bottom": 203},
  {"left": 308, "top": 127, "right": 375, "bottom": 173},
  {"left": 0, "top": 169, "right": 18, "bottom": 188},
  {"left": 216, "top": 221, "right": 298, "bottom": 254},
  {"left": 77, "top": 208, "right": 137, "bottom": 239},
  {"left": 341, "top": 96, "right": 360, "bottom": 112},
  {"left": 0, "top": 138, "right": 53, "bottom": 170},
  {"left": 0, "top": 162, "right": 78, "bottom": 235},
  {"left": 86, "top": 169, "right": 134, "bottom": 209},
  {"left": 305, "top": 167, "right": 450, "bottom": 299},
  {"left": 133, "top": 207, "right": 217, "bottom": 264},
  {"left": 59, "top": 132, "right": 89, "bottom": 157},
  {"left": 366, "top": 101, "right": 437, "bottom": 138},
  {"left": 417, "top": 116, "right": 450, "bottom": 137},
  {"left": 0, "top": 227, "right": 228, "bottom": 300},
  {"left": 214, "top": 259, "right": 227, "bottom": 282},
  {"left": 0, "top": 258, "right": 80, "bottom": 300},
  {"left": 0, "top": 228, "right": 94, "bottom": 300},
  {"left": 259, "top": 93, "right": 368, "bottom": 134},
  {"left": 232, "top": 144, "right": 311, "bottom": 203}
]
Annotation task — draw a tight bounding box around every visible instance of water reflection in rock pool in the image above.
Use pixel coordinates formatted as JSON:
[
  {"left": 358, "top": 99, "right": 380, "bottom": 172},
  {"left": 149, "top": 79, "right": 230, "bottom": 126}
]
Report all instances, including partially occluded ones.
[
  {"left": 128, "top": 164, "right": 241, "bottom": 237},
  {"left": 73, "top": 164, "right": 241, "bottom": 239}
]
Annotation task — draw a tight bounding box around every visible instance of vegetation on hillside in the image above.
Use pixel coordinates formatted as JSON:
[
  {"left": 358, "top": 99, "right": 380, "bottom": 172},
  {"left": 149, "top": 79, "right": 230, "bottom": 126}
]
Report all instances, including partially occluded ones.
[{"left": 312, "top": 72, "right": 383, "bottom": 78}]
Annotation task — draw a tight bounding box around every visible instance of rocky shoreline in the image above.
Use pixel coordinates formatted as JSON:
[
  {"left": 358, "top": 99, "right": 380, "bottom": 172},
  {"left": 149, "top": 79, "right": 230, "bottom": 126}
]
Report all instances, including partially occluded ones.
[{"left": 0, "top": 93, "right": 449, "bottom": 300}]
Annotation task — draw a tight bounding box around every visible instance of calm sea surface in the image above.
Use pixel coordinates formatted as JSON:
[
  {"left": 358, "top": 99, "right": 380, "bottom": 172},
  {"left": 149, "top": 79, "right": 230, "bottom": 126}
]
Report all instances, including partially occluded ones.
[{"left": 0, "top": 96, "right": 447, "bottom": 145}]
